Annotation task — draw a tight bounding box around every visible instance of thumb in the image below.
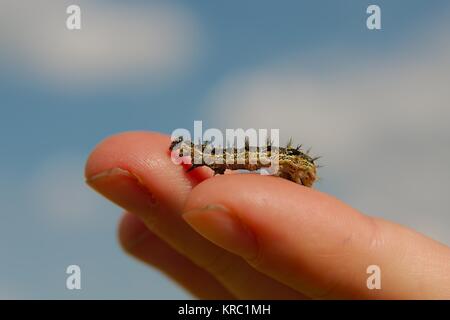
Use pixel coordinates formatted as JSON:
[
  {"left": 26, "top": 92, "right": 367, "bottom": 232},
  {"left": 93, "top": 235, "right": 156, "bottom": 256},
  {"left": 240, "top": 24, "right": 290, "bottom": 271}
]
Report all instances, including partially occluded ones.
[{"left": 182, "top": 174, "right": 450, "bottom": 299}]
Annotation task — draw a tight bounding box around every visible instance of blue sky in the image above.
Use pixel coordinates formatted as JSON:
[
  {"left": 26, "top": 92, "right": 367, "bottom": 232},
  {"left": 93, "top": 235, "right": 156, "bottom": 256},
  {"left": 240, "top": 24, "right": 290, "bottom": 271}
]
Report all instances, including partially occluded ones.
[{"left": 1, "top": 0, "right": 449, "bottom": 298}]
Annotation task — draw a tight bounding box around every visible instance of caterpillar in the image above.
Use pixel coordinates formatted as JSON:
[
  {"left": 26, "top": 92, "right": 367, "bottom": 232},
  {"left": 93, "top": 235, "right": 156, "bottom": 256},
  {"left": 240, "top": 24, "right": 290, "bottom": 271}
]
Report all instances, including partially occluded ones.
[{"left": 169, "top": 136, "right": 319, "bottom": 187}]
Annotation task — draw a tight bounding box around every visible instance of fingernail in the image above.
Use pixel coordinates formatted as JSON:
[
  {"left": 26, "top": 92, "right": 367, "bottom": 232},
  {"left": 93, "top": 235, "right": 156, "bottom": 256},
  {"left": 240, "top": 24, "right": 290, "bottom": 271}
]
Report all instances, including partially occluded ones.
[
  {"left": 182, "top": 204, "right": 258, "bottom": 260},
  {"left": 86, "top": 168, "right": 157, "bottom": 213}
]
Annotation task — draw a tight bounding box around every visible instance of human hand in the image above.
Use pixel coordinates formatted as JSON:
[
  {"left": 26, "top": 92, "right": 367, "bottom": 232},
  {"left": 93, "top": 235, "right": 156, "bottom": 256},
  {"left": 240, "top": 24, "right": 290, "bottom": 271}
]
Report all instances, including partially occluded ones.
[{"left": 85, "top": 132, "right": 450, "bottom": 299}]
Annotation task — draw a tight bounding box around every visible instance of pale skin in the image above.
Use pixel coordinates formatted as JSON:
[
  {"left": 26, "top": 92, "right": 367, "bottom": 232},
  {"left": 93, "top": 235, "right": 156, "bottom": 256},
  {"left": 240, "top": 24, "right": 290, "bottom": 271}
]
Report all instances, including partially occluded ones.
[{"left": 85, "top": 131, "right": 450, "bottom": 299}]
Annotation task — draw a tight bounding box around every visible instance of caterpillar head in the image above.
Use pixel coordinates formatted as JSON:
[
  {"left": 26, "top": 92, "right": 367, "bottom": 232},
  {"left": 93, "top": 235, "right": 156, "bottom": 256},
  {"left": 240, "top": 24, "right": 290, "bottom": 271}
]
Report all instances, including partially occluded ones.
[{"left": 277, "top": 146, "right": 318, "bottom": 187}]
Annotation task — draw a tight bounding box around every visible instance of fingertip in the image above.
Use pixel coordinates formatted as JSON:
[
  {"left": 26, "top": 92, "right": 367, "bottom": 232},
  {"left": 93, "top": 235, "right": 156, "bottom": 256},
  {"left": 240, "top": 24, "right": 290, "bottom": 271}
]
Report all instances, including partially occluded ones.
[
  {"left": 84, "top": 131, "right": 214, "bottom": 211},
  {"left": 84, "top": 131, "right": 169, "bottom": 180},
  {"left": 118, "top": 212, "right": 154, "bottom": 253}
]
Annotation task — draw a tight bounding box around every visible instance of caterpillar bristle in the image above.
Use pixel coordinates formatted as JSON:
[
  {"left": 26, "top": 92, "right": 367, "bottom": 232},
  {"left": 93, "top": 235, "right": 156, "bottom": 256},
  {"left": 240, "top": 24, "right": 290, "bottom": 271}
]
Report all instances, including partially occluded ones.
[{"left": 286, "top": 137, "right": 293, "bottom": 148}]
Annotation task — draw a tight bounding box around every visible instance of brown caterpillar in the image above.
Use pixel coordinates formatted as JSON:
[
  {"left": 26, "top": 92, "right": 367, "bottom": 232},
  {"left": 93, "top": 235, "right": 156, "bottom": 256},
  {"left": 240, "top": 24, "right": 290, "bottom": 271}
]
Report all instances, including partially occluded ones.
[{"left": 169, "top": 136, "right": 319, "bottom": 187}]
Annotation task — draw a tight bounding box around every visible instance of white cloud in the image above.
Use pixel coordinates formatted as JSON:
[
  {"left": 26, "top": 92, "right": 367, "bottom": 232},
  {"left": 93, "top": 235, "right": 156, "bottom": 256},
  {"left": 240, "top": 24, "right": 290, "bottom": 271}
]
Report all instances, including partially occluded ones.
[
  {"left": 203, "top": 17, "right": 450, "bottom": 245},
  {"left": 27, "top": 153, "right": 112, "bottom": 228},
  {"left": 0, "top": 0, "right": 202, "bottom": 88}
]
